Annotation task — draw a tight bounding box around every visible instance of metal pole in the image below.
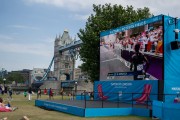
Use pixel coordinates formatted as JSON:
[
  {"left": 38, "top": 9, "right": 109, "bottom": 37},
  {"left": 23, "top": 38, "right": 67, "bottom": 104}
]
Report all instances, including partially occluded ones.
[
  {"left": 75, "top": 84, "right": 77, "bottom": 95},
  {"left": 146, "top": 93, "right": 148, "bottom": 109},
  {"left": 102, "top": 99, "right": 104, "bottom": 108},
  {"left": 62, "top": 93, "right": 63, "bottom": 100},
  {"left": 75, "top": 82, "right": 77, "bottom": 96},
  {"left": 118, "top": 92, "right": 119, "bottom": 108},
  {"left": 84, "top": 92, "right": 86, "bottom": 108},
  {"left": 3, "top": 81, "right": 5, "bottom": 88},
  {"left": 175, "top": 17, "right": 179, "bottom": 40},
  {"left": 71, "top": 58, "right": 74, "bottom": 80},
  {"left": 101, "top": 92, "right": 104, "bottom": 108}
]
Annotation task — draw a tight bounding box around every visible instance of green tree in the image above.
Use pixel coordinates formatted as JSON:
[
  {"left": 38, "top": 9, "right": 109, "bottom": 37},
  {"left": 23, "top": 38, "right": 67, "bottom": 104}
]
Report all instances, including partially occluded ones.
[
  {"left": 78, "top": 4, "right": 152, "bottom": 82},
  {"left": 6, "top": 72, "right": 24, "bottom": 84},
  {"left": 0, "top": 78, "right": 3, "bottom": 84}
]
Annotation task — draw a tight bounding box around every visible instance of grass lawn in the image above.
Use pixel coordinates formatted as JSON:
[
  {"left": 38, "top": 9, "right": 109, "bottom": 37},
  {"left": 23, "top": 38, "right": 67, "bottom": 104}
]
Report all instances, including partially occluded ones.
[{"left": 0, "top": 94, "right": 150, "bottom": 120}]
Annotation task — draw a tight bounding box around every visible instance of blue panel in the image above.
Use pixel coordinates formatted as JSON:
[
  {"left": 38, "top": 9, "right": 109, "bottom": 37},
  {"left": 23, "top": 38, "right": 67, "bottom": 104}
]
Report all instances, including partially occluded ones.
[
  {"left": 35, "top": 100, "right": 151, "bottom": 117},
  {"left": 94, "top": 80, "right": 158, "bottom": 101},
  {"left": 132, "top": 108, "right": 150, "bottom": 117},
  {"left": 152, "top": 100, "right": 163, "bottom": 118},
  {"left": 164, "top": 15, "right": 180, "bottom": 102},
  {"left": 85, "top": 108, "right": 132, "bottom": 117},
  {"left": 100, "top": 15, "right": 163, "bottom": 37},
  {"left": 153, "top": 100, "right": 180, "bottom": 120},
  {"left": 76, "top": 95, "right": 90, "bottom": 100},
  {"left": 163, "top": 103, "right": 180, "bottom": 120},
  {"left": 35, "top": 100, "right": 85, "bottom": 117}
]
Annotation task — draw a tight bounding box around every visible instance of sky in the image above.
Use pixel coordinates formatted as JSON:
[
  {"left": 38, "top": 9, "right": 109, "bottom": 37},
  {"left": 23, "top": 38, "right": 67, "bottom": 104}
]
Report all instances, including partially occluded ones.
[{"left": 0, "top": 0, "right": 180, "bottom": 72}]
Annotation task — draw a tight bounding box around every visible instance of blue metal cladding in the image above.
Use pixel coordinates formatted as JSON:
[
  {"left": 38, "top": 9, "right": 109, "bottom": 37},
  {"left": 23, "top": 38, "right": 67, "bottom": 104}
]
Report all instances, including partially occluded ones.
[
  {"left": 35, "top": 100, "right": 85, "bottom": 117},
  {"left": 35, "top": 100, "right": 150, "bottom": 117},
  {"left": 100, "top": 15, "right": 163, "bottom": 37},
  {"left": 94, "top": 80, "right": 158, "bottom": 101},
  {"left": 164, "top": 15, "right": 180, "bottom": 102},
  {"left": 99, "top": 15, "right": 180, "bottom": 102},
  {"left": 132, "top": 108, "right": 150, "bottom": 117},
  {"left": 153, "top": 100, "right": 180, "bottom": 120},
  {"left": 85, "top": 108, "right": 132, "bottom": 117},
  {"left": 100, "top": 14, "right": 164, "bottom": 81}
]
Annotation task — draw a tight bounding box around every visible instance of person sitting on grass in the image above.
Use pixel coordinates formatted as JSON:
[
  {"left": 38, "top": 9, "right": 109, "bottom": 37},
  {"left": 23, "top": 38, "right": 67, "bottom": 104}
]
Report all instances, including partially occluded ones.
[
  {"left": 0, "top": 97, "right": 18, "bottom": 112},
  {"left": 1, "top": 116, "right": 29, "bottom": 120}
]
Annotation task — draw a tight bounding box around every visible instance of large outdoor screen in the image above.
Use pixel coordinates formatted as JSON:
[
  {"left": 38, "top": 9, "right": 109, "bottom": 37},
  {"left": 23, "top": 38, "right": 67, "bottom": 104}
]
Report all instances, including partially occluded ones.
[{"left": 100, "top": 16, "right": 163, "bottom": 80}]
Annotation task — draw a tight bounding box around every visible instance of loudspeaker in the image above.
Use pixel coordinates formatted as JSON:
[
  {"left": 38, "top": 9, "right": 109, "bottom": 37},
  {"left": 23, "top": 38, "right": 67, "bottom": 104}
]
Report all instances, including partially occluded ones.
[{"left": 171, "top": 41, "right": 180, "bottom": 50}]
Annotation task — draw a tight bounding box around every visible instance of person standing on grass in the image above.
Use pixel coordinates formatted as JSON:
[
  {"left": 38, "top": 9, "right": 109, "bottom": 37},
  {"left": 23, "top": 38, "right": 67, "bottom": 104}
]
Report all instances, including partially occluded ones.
[
  {"left": 1, "top": 86, "right": 4, "bottom": 95},
  {"left": 37, "top": 88, "right": 41, "bottom": 99},
  {"left": 44, "top": 88, "right": 47, "bottom": 95},
  {"left": 48, "top": 88, "right": 53, "bottom": 100},
  {"left": 28, "top": 87, "right": 32, "bottom": 100},
  {"left": 24, "top": 90, "right": 27, "bottom": 97},
  {"left": 8, "top": 88, "right": 13, "bottom": 100},
  {"left": 60, "top": 88, "right": 63, "bottom": 95}
]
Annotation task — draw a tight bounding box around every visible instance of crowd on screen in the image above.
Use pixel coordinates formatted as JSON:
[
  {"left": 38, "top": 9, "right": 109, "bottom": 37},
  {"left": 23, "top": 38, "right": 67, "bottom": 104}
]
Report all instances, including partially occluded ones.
[{"left": 101, "top": 26, "right": 163, "bottom": 55}]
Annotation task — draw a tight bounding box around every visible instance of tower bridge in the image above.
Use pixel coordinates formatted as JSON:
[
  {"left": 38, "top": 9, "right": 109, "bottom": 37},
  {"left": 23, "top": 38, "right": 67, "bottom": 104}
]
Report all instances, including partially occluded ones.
[
  {"left": 32, "top": 30, "right": 85, "bottom": 90},
  {"left": 59, "top": 40, "right": 82, "bottom": 52},
  {"left": 54, "top": 30, "right": 83, "bottom": 82}
]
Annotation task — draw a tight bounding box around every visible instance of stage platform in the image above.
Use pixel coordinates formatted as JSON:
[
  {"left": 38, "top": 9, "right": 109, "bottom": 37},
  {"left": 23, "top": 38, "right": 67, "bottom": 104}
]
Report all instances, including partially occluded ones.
[{"left": 35, "top": 99, "right": 151, "bottom": 117}]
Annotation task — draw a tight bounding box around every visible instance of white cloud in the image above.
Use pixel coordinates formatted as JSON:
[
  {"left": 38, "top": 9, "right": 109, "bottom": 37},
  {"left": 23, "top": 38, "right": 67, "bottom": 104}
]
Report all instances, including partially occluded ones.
[
  {"left": 124, "top": 0, "right": 180, "bottom": 17},
  {"left": 25, "top": 0, "right": 180, "bottom": 17},
  {"left": 43, "top": 37, "right": 55, "bottom": 43},
  {"left": 75, "top": 57, "right": 83, "bottom": 68},
  {"left": 0, "top": 41, "right": 53, "bottom": 57},
  {"left": 0, "top": 34, "right": 14, "bottom": 40},
  {"left": 69, "top": 14, "right": 90, "bottom": 21},
  {"left": 25, "top": 0, "right": 116, "bottom": 12},
  {"left": 8, "top": 25, "right": 40, "bottom": 30},
  {"left": 27, "top": 0, "right": 64, "bottom": 7}
]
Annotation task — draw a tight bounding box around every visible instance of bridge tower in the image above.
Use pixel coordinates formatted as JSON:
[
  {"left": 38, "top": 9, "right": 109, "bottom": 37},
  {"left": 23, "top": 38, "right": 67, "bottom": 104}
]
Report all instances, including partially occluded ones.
[{"left": 54, "top": 30, "right": 75, "bottom": 81}]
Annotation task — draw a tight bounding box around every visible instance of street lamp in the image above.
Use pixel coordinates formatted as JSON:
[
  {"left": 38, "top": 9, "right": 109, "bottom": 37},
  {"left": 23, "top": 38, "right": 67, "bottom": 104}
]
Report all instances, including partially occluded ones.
[
  {"left": 75, "top": 81, "right": 77, "bottom": 95},
  {"left": 3, "top": 78, "right": 6, "bottom": 87}
]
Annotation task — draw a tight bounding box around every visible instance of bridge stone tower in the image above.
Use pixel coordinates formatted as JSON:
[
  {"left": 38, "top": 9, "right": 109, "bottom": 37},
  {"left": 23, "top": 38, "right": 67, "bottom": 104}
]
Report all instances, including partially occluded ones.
[{"left": 54, "top": 30, "right": 75, "bottom": 81}]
